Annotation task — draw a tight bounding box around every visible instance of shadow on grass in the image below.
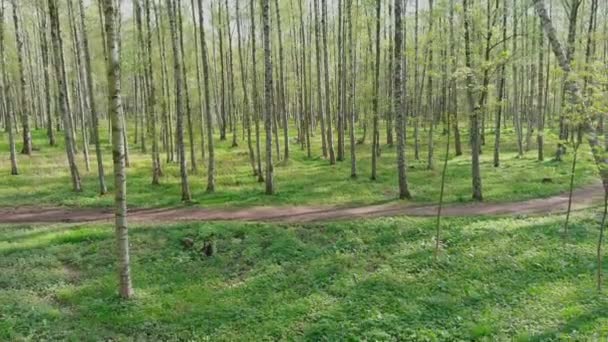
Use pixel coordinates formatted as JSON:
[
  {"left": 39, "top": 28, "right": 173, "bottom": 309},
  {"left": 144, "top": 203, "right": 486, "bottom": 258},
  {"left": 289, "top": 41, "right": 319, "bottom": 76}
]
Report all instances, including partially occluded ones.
[{"left": 2, "top": 213, "right": 607, "bottom": 339}]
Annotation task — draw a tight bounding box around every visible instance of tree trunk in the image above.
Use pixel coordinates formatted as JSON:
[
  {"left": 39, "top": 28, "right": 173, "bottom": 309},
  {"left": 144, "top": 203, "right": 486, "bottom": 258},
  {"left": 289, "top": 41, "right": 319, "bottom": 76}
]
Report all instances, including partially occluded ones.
[
  {"left": 217, "top": 2, "right": 227, "bottom": 141},
  {"left": 48, "top": 0, "right": 82, "bottom": 192},
  {"left": 67, "top": 0, "right": 91, "bottom": 173},
  {"left": 102, "top": 0, "right": 134, "bottom": 299},
  {"left": 463, "top": 0, "right": 482, "bottom": 201},
  {"left": 370, "top": 0, "right": 381, "bottom": 180},
  {"left": 0, "top": 0, "right": 18, "bottom": 174},
  {"left": 298, "top": 0, "right": 311, "bottom": 159},
  {"left": 235, "top": 0, "right": 256, "bottom": 176},
  {"left": 197, "top": 0, "right": 215, "bottom": 192},
  {"left": 152, "top": 0, "right": 174, "bottom": 163},
  {"left": 273, "top": 0, "right": 289, "bottom": 161},
  {"left": 494, "top": 0, "right": 507, "bottom": 167},
  {"left": 321, "top": 0, "right": 335, "bottom": 165},
  {"left": 426, "top": 0, "right": 434, "bottom": 170},
  {"left": 78, "top": 0, "right": 107, "bottom": 193},
  {"left": 347, "top": 0, "right": 356, "bottom": 178},
  {"left": 394, "top": 0, "right": 410, "bottom": 199},
  {"left": 189, "top": 0, "right": 205, "bottom": 165},
  {"left": 413, "top": 0, "right": 420, "bottom": 160},
  {"left": 537, "top": 16, "right": 545, "bottom": 162},
  {"left": 11, "top": 0, "right": 32, "bottom": 155},
  {"left": 37, "top": 6, "right": 56, "bottom": 147},
  {"left": 313, "top": 0, "right": 327, "bottom": 161},
  {"left": 448, "top": 0, "right": 461, "bottom": 156},
  {"left": 166, "top": 0, "right": 191, "bottom": 201},
  {"left": 251, "top": 0, "right": 264, "bottom": 182},
  {"left": 222, "top": 0, "right": 238, "bottom": 148},
  {"left": 262, "top": 0, "right": 274, "bottom": 194},
  {"left": 336, "top": 0, "right": 345, "bottom": 161},
  {"left": 176, "top": 0, "right": 197, "bottom": 173},
  {"left": 136, "top": 0, "right": 161, "bottom": 184},
  {"left": 512, "top": 0, "right": 523, "bottom": 158}
]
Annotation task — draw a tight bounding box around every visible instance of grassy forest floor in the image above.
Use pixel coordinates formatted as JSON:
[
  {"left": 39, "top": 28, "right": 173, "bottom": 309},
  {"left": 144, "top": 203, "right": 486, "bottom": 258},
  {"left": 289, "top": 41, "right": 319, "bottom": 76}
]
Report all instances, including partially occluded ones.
[
  {"left": 2, "top": 123, "right": 606, "bottom": 340},
  {"left": 2, "top": 211, "right": 608, "bottom": 340},
  {"left": 0, "top": 123, "right": 599, "bottom": 209}
]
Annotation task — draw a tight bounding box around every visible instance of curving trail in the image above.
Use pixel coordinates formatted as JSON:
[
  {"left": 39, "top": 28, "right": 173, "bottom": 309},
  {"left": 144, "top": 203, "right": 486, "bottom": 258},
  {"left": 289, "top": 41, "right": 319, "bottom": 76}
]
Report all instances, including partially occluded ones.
[{"left": 0, "top": 182, "right": 603, "bottom": 225}]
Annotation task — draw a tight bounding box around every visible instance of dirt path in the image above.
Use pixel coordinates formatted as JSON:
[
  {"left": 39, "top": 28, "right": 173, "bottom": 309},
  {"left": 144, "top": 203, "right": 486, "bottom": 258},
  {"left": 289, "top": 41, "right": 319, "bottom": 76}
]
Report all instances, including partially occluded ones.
[{"left": 0, "top": 182, "right": 603, "bottom": 225}]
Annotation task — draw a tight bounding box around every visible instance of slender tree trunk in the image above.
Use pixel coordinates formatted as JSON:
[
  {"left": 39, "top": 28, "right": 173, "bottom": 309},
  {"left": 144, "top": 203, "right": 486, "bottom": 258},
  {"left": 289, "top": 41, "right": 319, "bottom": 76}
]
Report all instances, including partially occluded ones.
[
  {"left": 252, "top": 0, "right": 264, "bottom": 182},
  {"left": 113, "top": 1, "right": 130, "bottom": 170},
  {"left": 102, "top": 0, "right": 134, "bottom": 299},
  {"left": 78, "top": 0, "right": 107, "bottom": 193},
  {"left": 426, "top": 0, "right": 434, "bottom": 170},
  {"left": 298, "top": 0, "right": 311, "bottom": 159},
  {"left": 167, "top": 0, "right": 191, "bottom": 201},
  {"left": 0, "top": 0, "right": 17, "bottom": 174},
  {"left": 67, "top": 0, "right": 91, "bottom": 172},
  {"left": 313, "top": 0, "right": 327, "bottom": 161},
  {"left": 138, "top": 0, "right": 161, "bottom": 184},
  {"left": 564, "top": 144, "right": 579, "bottom": 235},
  {"left": 435, "top": 107, "right": 450, "bottom": 259},
  {"left": 24, "top": 30, "right": 40, "bottom": 132},
  {"left": 512, "top": 0, "right": 523, "bottom": 158},
  {"left": 463, "top": 0, "right": 482, "bottom": 201},
  {"left": 217, "top": 2, "right": 227, "bottom": 141},
  {"left": 385, "top": 3, "right": 394, "bottom": 148},
  {"left": 598, "top": 191, "right": 608, "bottom": 291},
  {"left": 197, "top": 0, "right": 215, "bottom": 192},
  {"left": 235, "top": 0, "right": 256, "bottom": 176},
  {"left": 556, "top": 0, "right": 582, "bottom": 160},
  {"left": 494, "top": 0, "right": 507, "bottom": 167},
  {"left": 274, "top": 0, "right": 289, "bottom": 161},
  {"left": 537, "top": 17, "right": 545, "bottom": 162},
  {"left": 337, "top": 0, "right": 345, "bottom": 161},
  {"left": 262, "top": 0, "right": 274, "bottom": 194},
  {"left": 220, "top": 0, "right": 237, "bottom": 149},
  {"left": 603, "top": 4, "right": 608, "bottom": 151},
  {"left": 48, "top": 0, "right": 82, "bottom": 192},
  {"left": 478, "top": 0, "right": 498, "bottom": 156},
  {"left": 176, "top": 0, "right": 197, "bottom": 173},
  {"left": 190, "top": 0, "right": 206, "bottom": 164},
  {"left": 413, "top": 0, "right": 420, "bottom": 160},
  {"left": 153, "top": 0, "right": 174, "bottom": 163},
  {"left": 292, "top": 10, "right": 305, "bottom": 150},
  {"left": 394, "top": 0, "right": 410, "bottom": 198},
  {"left": 11, "top": 0, "right": 32, "bottom": 155},
  {"left": 371, "top": 0, "right": 380, "bottom": 180},
  {"left": 2, "top": 87, "right": 18, "bottom": 175},
  {"left": 448, "top": 0, "right": 461, "bottom": 157},
  {"left": 347, "top": 0, "right": 356, "bottom": 178},
  {"left": 37, "top": 6, "right": 56, "bottom": 147},
  {"left": 321, "top": 0, "right": 335, "bottom": 165}
]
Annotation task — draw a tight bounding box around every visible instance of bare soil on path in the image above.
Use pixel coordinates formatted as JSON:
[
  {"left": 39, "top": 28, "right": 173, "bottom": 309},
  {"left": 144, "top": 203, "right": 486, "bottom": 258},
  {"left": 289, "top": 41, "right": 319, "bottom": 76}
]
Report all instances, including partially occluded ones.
[{"left": 0, "top": 182, "right": 603, "bottom": 225}]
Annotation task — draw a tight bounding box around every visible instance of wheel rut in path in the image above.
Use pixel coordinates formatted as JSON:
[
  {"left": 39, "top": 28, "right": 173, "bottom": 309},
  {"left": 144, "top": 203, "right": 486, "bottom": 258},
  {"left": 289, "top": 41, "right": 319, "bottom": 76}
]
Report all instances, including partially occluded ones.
[{"left": 0, "top": 182, "right": 603, "bottom": 225}]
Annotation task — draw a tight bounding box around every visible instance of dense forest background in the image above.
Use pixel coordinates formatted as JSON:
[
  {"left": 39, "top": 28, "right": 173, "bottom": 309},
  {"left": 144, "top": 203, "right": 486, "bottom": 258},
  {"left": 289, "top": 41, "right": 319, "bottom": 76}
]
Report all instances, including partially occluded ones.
[{"left": 1, "top": 0, "right": 606, "bottom": 202}]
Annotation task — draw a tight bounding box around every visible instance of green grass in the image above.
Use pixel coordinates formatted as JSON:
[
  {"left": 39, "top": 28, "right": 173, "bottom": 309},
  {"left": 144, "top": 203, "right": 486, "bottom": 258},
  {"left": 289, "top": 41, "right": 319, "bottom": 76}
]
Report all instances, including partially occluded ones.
[
  {"left": 1, "top": 212, "right": 608, "bottom": 340},
  {"left": 0, "top": 121, "right": 598, "bottom": 209}
]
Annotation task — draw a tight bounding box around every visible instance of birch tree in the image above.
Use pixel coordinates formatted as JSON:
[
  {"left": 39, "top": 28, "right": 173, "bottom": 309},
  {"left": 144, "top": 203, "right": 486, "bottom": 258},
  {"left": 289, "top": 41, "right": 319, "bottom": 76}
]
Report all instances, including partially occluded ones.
[
  {"left": 167, "top": 0, "right": 191, "bottom": 201},
  {"left": 11, "top": 0, "right": 32, "bottom": 155},
  {"left": 48, "top": 0, "right": 82, "bottom": 192},
  {"left": 102, "top": 0, "right": 134, "bottom": 299},
  {"left": 262, "top": 0, "right": 274, "bottom": 195},
  {"left": 394, "top": 0, "right": 410, "bottom": 199}
]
